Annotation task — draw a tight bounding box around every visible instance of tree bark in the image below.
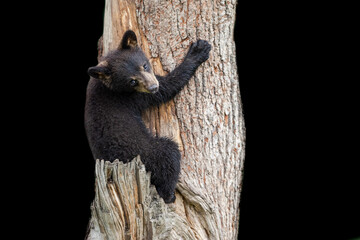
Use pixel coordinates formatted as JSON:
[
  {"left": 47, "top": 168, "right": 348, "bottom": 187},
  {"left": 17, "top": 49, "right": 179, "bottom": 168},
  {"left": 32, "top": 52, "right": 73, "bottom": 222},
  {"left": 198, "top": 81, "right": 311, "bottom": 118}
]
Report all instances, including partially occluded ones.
[{"left": 86, "top": 0, "right": 245, "bottom": 239}]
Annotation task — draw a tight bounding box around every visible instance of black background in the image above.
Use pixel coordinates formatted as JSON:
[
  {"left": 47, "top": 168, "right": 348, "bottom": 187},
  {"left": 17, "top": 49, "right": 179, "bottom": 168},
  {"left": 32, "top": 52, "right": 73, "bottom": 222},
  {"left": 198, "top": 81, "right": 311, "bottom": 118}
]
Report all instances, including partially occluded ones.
[{"left": 8, "top": 1, "right": 358, "bottom": 239}]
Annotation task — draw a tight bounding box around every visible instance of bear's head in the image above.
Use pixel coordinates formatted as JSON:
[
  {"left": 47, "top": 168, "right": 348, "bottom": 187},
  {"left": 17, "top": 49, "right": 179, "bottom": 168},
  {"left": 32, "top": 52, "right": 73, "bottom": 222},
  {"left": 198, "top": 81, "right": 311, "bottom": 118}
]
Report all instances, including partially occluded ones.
[{"left": 88, "top": 30, "right": 159, "bottom": 94}]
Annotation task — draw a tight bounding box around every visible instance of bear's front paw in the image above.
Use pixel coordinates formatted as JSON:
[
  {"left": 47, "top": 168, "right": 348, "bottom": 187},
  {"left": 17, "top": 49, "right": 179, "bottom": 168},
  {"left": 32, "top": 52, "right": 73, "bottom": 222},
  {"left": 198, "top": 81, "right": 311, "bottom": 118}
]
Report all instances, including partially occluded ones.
[{"left": 186, "top": 40, "right": 212, "bottom": 64}]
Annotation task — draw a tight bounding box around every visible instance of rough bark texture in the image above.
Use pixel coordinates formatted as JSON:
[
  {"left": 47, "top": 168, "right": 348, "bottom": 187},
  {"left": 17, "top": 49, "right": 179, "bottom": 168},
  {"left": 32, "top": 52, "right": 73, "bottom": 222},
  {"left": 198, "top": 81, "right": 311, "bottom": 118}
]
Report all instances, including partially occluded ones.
[{"left": 86, "top": 0, "right": 245, "bottom": 239}]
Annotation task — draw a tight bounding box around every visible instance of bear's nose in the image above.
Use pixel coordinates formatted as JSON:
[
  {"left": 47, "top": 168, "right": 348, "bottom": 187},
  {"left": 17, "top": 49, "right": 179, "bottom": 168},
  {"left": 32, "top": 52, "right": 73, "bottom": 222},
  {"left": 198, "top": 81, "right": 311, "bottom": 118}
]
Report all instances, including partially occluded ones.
[{"left": 148, "top": 84, "right": 159, "bottom": 94}]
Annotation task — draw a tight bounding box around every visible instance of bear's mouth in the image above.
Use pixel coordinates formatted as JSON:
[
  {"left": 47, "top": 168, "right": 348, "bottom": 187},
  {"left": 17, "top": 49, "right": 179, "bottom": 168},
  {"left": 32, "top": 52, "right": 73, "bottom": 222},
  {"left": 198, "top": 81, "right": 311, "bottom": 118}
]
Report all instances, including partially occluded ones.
[{"left": 135, "top": 82, "right": 159, "bottom": 94}]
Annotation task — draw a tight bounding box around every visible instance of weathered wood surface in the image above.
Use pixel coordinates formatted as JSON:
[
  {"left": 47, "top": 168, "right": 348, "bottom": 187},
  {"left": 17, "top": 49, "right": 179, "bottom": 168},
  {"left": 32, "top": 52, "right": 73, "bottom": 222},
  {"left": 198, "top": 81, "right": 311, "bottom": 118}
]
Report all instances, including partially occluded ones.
[
  {"left": 86, "top": 157, "right": 217, "bottom": 240},
  {"left": 87, "top": 0, "right": 245, "bottom": 239}
]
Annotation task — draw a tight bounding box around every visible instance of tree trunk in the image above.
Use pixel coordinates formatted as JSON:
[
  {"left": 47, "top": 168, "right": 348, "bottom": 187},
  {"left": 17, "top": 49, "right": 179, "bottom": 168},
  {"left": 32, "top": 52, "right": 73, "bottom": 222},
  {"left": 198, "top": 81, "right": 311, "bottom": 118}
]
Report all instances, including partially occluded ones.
[{"left": 86, "top": 0, "right": 245, "bottom": 239}]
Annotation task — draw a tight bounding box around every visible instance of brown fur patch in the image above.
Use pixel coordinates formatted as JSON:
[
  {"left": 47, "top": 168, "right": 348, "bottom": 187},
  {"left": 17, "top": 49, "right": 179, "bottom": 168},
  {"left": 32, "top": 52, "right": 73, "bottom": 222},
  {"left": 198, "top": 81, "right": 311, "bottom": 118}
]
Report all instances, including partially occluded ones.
[
  {"left": 135, "top": 83, "right": 151, "bottom": 93},
  {"left": 127, "top": 38, "right": 137, "bottom": 48},
  {"left": 141, "top": 71, "right": 158, "bottom": 88}
]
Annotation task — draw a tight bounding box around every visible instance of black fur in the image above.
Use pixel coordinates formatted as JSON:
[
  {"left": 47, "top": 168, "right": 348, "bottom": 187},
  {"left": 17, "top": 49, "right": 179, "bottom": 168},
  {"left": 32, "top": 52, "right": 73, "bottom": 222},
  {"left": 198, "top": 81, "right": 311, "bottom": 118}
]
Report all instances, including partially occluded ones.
[{"left": 85, "top": 30, "right": 211, "bottom": 203}]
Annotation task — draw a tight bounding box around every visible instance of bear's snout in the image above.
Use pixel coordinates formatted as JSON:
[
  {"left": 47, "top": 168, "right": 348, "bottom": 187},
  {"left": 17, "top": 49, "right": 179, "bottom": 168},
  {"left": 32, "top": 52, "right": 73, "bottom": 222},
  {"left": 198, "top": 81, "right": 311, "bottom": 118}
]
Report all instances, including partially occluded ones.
[
  {"left": 148, "top": 84, "right": 159, "bottom": 94},
  {"left": 139, "top": 71, "right": 159, "bottom": 94}
]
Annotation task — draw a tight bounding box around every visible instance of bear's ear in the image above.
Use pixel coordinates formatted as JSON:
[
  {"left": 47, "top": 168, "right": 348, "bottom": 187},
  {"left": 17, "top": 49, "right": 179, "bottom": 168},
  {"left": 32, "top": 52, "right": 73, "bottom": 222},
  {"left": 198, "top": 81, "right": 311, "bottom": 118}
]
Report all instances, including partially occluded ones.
[
  {"left": 87, "top": 61, "right": 111, "bottom": 79},
  {"left": 119, "top": 30, "right": 138, "bottom": 49}
]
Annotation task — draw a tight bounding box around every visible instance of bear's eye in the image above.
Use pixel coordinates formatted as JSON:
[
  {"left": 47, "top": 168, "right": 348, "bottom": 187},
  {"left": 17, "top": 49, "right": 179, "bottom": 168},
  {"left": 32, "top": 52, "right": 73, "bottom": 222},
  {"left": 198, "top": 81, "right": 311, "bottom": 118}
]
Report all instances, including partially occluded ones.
[
  {"left": 129, "top": 79, "right": 138, "bottom": 87},
  {"left": 143, "top": 63, "right": 148, "bottom": 71}
]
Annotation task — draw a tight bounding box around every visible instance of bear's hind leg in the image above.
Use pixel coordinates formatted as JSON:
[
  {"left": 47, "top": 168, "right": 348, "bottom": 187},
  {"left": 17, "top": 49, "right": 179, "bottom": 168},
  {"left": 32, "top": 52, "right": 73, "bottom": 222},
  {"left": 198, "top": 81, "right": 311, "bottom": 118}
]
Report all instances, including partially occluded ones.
[{"left": 142, "top": 137, "right": 181, "bottom": 203}]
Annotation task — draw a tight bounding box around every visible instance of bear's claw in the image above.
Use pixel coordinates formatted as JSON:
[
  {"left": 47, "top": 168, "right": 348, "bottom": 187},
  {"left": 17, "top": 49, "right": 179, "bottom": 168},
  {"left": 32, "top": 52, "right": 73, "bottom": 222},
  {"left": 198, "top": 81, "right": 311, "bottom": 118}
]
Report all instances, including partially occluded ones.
[{"left": 186, "top": 40, "right": 212, "bottom": 64}]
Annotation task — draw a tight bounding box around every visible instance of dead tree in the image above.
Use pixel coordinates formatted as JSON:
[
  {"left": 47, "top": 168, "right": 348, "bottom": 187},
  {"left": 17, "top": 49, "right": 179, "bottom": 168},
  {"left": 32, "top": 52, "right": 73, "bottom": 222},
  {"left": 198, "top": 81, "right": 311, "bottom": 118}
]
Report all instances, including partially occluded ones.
[{"left": 86, "top": 0, "right": 245, "bottom": 239}]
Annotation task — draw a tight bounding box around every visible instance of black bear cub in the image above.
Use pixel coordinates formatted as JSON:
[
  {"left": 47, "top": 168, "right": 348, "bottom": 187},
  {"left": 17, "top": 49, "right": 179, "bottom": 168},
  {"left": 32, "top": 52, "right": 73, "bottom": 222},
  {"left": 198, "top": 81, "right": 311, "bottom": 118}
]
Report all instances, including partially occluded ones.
[{"left": 85, "top": 30, "right": 211, "bottom": 203}]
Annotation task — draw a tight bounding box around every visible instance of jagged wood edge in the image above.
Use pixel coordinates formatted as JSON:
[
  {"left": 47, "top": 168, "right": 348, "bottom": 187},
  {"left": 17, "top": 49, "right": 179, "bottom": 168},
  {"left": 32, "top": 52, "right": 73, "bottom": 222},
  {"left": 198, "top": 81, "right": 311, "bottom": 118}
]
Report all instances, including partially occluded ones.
[{"left": 86, "top": 156, "right": 216, "bottom": 240}]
